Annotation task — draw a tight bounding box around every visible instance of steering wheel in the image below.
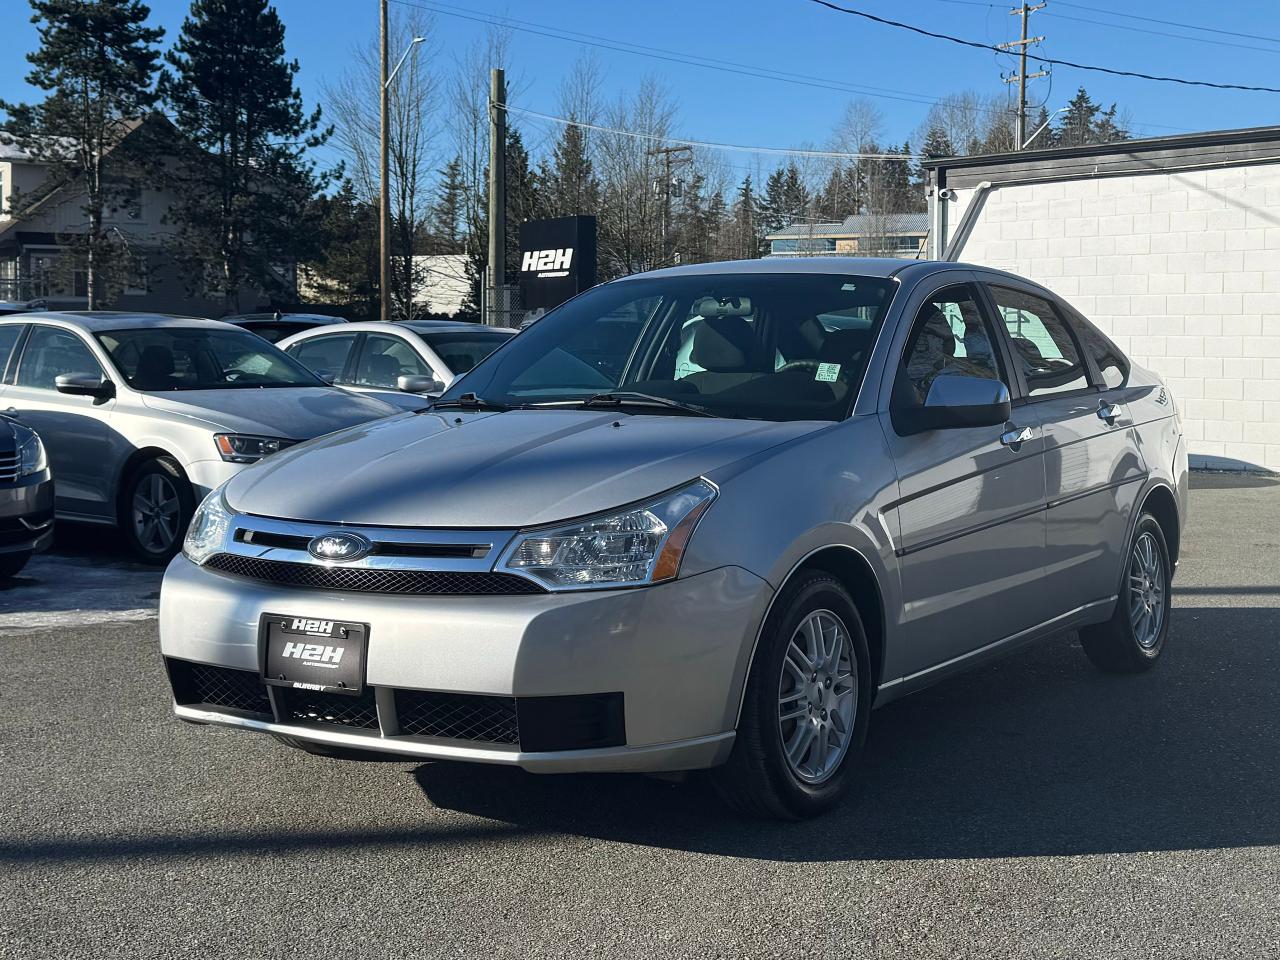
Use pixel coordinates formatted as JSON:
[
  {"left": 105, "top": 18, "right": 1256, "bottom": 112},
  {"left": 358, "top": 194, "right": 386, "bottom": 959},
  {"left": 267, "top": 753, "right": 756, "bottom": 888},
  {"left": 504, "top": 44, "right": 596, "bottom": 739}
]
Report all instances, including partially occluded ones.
[{"left": 775, "top": 359, "right": 823, "bottom": 374}]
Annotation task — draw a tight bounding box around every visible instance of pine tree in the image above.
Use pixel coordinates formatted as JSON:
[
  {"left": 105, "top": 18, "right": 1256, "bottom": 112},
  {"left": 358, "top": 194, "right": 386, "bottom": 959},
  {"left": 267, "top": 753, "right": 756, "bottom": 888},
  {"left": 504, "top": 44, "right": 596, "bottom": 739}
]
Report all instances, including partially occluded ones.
[
  {"left": 158, "top": 0, "right": 332, "bottom": 311},
  {"left": 1058, "top": 87, "right": 1100, "bottom": 148},
  {"left": 729, "top": 175, "right": 760, "bottom": 259},
  {"left": 432, "top": 156, "right": 465, "bottom": 252},
  {"left": 304, "top": 180, "right": 378, "bottom": 321},
  {"left": 545, "top": 121, "right": 600, "bottom": 217},
  {"left": 503, "top": 126, "right": 541, "bottom": 277},
  {"left": 0, "top": 0, "right": 162, "bottom": 308}
]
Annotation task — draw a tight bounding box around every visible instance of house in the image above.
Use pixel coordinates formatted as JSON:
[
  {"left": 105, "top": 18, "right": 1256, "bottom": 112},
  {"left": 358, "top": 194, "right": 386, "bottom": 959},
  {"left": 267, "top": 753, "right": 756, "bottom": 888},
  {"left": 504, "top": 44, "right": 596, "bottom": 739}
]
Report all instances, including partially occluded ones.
[
  {"left": 765, "top": 213, "right": 928, "bottom": 258},
  {"left": 0, "top": 117, "right": 285, "bottom": 317},
  {"left": 923, "top": 124, "right": 1280, "bottom": 472}
]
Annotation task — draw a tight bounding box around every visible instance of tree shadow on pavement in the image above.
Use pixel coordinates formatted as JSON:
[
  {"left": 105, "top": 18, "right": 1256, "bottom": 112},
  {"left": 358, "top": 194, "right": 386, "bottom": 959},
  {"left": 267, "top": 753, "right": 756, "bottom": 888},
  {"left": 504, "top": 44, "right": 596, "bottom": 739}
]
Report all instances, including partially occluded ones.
[{"left": 415, "top": 604, "right": 1280, "bottom": 862}]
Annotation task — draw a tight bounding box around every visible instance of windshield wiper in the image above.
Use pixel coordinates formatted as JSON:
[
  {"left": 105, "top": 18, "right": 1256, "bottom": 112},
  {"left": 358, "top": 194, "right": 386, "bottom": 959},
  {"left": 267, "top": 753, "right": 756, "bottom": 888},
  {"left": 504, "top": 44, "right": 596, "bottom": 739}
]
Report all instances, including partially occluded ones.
[
  {"left": 532, "top": 391, "right": 719, "bottom": 418},
  {"left": 427, "top": 392, "right": 512, "bottom": 412}
]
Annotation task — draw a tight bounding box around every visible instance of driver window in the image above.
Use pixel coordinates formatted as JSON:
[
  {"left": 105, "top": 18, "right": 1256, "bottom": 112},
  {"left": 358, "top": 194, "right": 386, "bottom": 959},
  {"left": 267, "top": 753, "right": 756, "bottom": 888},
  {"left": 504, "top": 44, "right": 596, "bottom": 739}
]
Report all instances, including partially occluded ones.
[
  {"left": 895, "top": 286, "right": 1001, "bottom": 407},
  {"left": 989, "top": 286, "right": 1089, "bottom": 397},
  {"left": 15, "top": 326, "right": 104, "bottom": 390}
]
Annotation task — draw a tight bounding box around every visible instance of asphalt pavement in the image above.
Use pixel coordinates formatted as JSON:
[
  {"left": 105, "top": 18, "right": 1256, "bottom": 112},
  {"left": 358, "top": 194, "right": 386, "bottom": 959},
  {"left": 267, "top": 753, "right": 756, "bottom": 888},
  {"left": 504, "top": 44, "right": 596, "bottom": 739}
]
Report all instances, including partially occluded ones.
[{"left": 1, "top": 473, "right": 1278, "bottom": 959}]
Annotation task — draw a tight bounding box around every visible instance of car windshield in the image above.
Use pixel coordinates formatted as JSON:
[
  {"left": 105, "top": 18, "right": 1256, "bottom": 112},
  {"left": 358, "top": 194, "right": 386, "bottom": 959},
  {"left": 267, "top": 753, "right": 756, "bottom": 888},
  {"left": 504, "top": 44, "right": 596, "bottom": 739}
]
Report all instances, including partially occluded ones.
[
  {"left": 96, "top": 327, "right": 325, "bottom": 391},
  {"left": 440, "top": 273, "right": 896, "bottom": 421},
  {"left": 421, "top": 330, "right": 515, "bottom": 375}
]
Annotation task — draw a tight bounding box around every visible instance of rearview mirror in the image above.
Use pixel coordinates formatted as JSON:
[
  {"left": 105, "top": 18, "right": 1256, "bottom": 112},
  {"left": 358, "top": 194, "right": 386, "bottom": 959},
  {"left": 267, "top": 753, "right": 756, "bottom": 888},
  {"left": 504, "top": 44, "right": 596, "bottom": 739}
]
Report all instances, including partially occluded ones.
[
  {"left": 55, "top": 373, "right": 115, "bottom": 401},
  {"left": 397, "top": 374, "right": 445, "bottom": 395},
  {"left": 895, "top": 375, "right": 1011, "bottom": 436}
]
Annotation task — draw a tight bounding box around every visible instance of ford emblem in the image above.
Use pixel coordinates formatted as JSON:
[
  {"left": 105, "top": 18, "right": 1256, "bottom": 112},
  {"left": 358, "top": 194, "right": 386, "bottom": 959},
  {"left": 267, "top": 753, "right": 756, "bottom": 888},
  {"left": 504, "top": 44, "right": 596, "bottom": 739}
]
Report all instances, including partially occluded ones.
[{"left": 307, "top": 531, "right": 373, "bottom": 563}]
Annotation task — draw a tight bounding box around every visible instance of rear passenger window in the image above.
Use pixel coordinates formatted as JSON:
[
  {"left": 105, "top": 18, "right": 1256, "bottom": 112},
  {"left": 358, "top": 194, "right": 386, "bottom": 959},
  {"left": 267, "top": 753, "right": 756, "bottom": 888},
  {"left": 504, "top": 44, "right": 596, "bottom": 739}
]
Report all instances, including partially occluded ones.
[
  {"left": 1072, "top": 317, "right": 1129, "bottom": 389},
  {"left": 989, "top": 286, "right": 1090, "bottom": 398}
]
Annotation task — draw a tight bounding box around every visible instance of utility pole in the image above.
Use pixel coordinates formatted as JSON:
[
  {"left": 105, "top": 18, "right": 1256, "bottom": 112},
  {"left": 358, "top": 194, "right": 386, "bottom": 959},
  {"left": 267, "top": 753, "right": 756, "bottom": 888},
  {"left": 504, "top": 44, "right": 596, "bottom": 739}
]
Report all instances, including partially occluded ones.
[
  {"left": 379, "top": 0, "right": 390, "bottom": 321},
  {"left": 998, "top": 2, "right": 1047, "bottom": 150},
  {"left": 647, "top": 144, "right": 692, "bottom": 267},
  {"left": 486, "top": 68, "right": 506, "bottom": 327}
]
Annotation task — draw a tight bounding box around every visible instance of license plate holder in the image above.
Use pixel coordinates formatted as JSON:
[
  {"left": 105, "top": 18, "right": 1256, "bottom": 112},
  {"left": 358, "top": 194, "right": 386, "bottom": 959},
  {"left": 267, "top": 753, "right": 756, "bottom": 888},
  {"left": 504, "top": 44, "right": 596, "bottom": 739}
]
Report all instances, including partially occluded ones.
[{"left": 261, "top": 614, "right": 368, "bottom": 697}]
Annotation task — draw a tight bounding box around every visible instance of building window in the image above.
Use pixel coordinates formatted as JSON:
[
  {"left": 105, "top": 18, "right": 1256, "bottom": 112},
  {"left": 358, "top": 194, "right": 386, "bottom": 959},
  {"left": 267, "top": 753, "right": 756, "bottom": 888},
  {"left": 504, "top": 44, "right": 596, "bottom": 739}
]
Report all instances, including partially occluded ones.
[{"left": 770, "top": 238, "right": 837, "bottom": 254}]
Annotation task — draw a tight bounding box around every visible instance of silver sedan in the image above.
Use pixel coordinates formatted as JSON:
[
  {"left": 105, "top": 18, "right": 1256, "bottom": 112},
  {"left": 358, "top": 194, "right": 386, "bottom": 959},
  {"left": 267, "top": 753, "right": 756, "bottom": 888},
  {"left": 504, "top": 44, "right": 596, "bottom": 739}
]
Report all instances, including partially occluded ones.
[{"left": 160, "top": 258, "right": 1187, "bottom": 819}]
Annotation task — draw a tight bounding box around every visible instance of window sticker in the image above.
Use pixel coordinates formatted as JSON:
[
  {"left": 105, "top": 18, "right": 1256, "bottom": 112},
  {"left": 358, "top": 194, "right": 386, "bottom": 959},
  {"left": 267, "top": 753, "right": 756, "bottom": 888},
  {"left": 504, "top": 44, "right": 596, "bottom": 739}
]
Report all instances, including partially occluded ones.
[{"left": 815, "top": 362, "right": 841, "bottom": 382}]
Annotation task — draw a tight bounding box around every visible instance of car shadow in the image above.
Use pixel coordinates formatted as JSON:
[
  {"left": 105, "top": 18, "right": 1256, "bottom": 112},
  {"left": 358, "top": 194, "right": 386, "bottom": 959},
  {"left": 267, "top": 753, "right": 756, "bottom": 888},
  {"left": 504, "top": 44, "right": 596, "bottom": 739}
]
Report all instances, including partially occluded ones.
[{"left": 414, "top": 603, "right": 1280, "bottom": 862}]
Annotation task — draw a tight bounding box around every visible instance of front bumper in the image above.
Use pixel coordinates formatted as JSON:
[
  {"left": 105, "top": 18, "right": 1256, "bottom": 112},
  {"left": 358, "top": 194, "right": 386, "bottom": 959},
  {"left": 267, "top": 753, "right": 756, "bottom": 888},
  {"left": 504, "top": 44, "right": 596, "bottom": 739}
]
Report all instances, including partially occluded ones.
[
  {"left": 159, "top": 554, "right": 772, "bottom": 772},
  {"left": 0, "top": 471, "right": 55, "bottom": 555}
]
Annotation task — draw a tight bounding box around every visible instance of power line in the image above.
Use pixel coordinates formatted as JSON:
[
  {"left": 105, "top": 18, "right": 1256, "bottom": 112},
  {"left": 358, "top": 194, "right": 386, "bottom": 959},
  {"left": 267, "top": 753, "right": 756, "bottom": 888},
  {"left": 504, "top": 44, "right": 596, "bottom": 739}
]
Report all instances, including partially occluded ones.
[
  {"left": 504, "top": 104, "right": 920, "bottom": 160},
  {"left": 1043, "top": 10, "right": 1280, "bottom": 56},
  {"left": 1053, "top": 1, "right": 1280, "bottom": 46},
  {"left": 805, "top": 0, "right": 1280, "bottom": 94},
  {"left": 390, "top": 0, "right": 1185, "bottom": 132}
]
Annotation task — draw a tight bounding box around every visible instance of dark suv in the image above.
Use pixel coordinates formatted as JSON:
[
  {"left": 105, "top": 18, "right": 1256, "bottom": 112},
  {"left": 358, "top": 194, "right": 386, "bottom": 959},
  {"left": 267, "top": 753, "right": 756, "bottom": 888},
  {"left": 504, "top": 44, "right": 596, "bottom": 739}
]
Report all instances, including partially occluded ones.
[{"left": 0, "top": 414, "right": 54, "bottom": 578}]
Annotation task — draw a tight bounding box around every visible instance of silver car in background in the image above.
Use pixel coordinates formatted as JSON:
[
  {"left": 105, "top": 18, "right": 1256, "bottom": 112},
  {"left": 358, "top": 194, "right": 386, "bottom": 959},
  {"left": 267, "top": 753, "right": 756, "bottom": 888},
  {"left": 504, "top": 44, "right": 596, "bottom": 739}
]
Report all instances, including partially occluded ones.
[
  {"left": 277, "top": 320, "right": 517, "bottom": 411},
  {"left": 0, "top": 313, "right": 399, "bottom": 562},
  {"left": 161, "top": 259, "right": 1187, "bottom": 819}
]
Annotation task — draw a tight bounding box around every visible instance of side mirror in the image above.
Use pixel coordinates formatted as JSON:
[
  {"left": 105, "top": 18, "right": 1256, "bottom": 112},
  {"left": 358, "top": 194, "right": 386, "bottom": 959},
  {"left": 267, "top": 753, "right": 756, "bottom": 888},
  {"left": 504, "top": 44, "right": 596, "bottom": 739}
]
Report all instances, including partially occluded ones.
[
  {"left": 895, "top": 375, "right": 1011, "bottom": 436},
  {"left": 397, "top": 374, "right": 445, "bottom": 395},
  {"left": 55, "top": 373, "right": 116, "bottom": 401}
]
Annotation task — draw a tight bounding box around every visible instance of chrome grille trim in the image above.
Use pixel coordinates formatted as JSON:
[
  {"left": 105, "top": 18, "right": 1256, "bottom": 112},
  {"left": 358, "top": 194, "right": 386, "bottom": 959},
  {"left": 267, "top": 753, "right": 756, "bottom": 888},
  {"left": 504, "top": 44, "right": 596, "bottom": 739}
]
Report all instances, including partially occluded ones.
[
  {"left": 222, "top": 513, "right": 519, "bottom": 573},
  {"left": 0, "top": 453, "right": 19, "bottom": 483}
]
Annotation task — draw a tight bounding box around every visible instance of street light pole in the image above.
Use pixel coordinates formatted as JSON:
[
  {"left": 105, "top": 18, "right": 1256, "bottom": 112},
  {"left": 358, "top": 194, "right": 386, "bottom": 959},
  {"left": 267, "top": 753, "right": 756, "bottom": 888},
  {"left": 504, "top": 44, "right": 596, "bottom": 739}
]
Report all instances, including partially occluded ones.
[
  {"left": 378, "top": 2, "right": 426, "bottom": 324},
  {"left": 379, "top": 0, "right": 390, "bottom": 322}
]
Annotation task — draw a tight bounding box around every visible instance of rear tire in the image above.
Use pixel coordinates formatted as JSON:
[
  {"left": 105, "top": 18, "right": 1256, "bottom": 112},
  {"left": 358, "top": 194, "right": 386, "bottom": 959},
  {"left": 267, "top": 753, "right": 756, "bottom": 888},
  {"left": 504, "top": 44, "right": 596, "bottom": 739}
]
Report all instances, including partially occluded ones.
[
  {"left": 121, "top": 456, "right": 194, "bottom": 565},
  {"left": 1079, "top": 512, "right": 1172, "bottom": 673},
  {"left": 711, "top": 573, "right": 872, "bottom": 820},
  {"left": 0, "top": 551, "right": 31, "bottom": 579}
]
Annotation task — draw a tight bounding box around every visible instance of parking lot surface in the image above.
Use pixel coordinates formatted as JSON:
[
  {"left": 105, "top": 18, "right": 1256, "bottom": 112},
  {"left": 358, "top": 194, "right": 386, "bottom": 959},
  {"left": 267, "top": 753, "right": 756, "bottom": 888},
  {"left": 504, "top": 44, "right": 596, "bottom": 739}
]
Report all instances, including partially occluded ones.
[{"left": 2, "top": 474, "right": 1278, "bottom": 959}]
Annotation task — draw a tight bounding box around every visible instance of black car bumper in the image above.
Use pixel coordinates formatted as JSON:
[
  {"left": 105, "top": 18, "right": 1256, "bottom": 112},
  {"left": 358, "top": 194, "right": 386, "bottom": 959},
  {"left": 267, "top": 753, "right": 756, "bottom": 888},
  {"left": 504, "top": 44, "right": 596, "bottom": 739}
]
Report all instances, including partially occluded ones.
[{"left": 0, "top": 470, "right": 55, "bottom": 556}]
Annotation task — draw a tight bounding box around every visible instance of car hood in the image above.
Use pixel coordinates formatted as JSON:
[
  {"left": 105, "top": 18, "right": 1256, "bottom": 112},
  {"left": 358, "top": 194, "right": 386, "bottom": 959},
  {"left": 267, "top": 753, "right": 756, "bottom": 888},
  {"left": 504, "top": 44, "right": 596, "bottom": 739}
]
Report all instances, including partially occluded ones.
[
  {"left": 224, "top": 409, "right": 825, "bottom": 527},
  {"left": 139, "top": 387, "right": 399, "bottom": 439}
]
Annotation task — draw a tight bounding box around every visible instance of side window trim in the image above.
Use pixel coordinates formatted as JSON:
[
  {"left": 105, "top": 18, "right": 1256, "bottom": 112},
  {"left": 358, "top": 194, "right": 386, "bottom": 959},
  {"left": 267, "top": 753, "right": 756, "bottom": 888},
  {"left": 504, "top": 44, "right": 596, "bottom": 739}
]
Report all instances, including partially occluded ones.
[{"left": 980, "top": 280, "right": 1098, "bottom": 403}]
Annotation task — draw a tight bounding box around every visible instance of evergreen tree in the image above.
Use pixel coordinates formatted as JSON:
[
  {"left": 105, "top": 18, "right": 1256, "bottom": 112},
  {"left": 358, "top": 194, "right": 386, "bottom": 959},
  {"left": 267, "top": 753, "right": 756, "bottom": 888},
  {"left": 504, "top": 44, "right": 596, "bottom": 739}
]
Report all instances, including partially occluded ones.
[
  {"left": 503, "top": 126, "right": 541, "bottom": 277},
  {"left": 158, "top": 0, "right": 332, "bottom": 311},
  {"left": 304, "top": 180, "right": 378, "bottom": 321},
  {"left": 544, "top": 121, "right": 600, "bottom": 217},
  {"left": 729, "top": 174, "right": 760, "bottom": 259},
  {"left": 432, "top": 156, "right": 465, "bottom": 252},
  {"left": 0, "top": 0, "right": 163, "bottom": 307}
]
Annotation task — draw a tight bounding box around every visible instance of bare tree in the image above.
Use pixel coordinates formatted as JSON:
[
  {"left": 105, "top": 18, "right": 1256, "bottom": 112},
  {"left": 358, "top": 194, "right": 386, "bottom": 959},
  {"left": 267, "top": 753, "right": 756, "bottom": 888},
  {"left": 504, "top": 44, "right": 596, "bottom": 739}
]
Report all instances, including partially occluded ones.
[{"left": 324, "top": 7, "right": 439, "bottom": 318}]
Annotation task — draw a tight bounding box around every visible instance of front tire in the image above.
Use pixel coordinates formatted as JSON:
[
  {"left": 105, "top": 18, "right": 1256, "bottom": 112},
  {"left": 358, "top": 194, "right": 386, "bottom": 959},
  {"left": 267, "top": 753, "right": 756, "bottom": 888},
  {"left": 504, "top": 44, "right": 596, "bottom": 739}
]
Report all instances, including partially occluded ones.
[
  {"left": 712, "top": 574, "right": 872, "bottom": 820},
  {"left": 121, "top": 456, "right": 194, "bottom": 564},
  {"left": 1079, "top": 512, "right": 1172, "bottom": 673}
]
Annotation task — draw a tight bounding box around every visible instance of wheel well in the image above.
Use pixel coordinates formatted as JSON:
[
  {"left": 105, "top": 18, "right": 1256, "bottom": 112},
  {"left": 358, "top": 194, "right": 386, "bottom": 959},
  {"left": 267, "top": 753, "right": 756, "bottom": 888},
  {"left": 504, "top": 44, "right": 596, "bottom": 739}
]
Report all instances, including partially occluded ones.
[
  {"left": 1140, "top": 485, "right": 1180, "bottom": 564},
  {"left": 114, "top": 447, "right": 183, "bottom": 522},
  {"left": 793, "top": 547, "right": 886, "bottom": 688}
]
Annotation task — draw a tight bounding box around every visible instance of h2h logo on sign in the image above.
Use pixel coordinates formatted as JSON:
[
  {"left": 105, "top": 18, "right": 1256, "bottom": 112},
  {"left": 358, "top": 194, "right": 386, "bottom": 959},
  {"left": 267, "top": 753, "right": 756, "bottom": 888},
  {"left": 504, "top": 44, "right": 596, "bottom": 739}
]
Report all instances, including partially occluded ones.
[{"left": 521, "top": 247, "right": 574, "bottom": 276}]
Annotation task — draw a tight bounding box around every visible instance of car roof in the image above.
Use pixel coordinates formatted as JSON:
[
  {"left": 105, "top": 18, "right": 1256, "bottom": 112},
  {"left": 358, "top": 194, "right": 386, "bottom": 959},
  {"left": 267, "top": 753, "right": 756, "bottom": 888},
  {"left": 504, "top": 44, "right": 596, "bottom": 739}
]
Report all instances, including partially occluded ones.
[
  {"left": 0, "top": 311, "right": 232, "bottom": 332},
  {"left": 402, "top": 320, "right": 516, "bottom": 334},
  {"left": 284, "top": 320, "right": 515, "bottom": 339},
  {"left": 631, "top": 256, "right": 929, "bottom": 280}
]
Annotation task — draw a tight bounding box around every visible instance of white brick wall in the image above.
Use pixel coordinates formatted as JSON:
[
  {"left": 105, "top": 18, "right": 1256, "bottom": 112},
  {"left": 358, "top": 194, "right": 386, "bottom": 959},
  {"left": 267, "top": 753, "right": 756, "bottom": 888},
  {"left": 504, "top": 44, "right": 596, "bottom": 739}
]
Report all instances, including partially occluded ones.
[{"left": 946, "top": 163, "right": 1280, "bottom": 471}]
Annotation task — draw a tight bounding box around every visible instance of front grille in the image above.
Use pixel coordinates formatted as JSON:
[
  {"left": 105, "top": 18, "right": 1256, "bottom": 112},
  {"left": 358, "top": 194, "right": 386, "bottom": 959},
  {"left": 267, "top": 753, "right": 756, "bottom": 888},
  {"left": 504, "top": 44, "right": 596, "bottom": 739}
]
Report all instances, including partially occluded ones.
[
  {"left": 279, "top": 687, "right": 380, "bottom": 730},
  {"left": 169, "top": 661, "right": 272, "bottom": 717},
  {"left": 0, "top": 453, "right": 18, "bottom": 483},
  {"left": 204, "top": 553, "right": 546, "bottom": 596},
  {"left": 235, "top": 528, "right": 489, "bottom": 559},
  {"left": 396, "top": 690, "right": 520, "bottom": 744}
]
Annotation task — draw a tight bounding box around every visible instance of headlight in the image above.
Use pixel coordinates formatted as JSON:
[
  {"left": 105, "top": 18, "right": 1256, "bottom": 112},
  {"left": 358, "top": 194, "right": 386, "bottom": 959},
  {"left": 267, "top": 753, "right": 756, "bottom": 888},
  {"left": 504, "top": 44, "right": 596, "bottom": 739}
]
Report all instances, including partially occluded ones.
[
  {"left": 499, "top": 480, "right": 717, "bottom": 590},
  {"left": 183, "top": 485, "right": 236, "bottom": 565},
  {"left": 16, "top": 429, "right": 47, "bottom": 477},
  {"left": 214, "top": 434, "right": 294, "bottom": 463}
]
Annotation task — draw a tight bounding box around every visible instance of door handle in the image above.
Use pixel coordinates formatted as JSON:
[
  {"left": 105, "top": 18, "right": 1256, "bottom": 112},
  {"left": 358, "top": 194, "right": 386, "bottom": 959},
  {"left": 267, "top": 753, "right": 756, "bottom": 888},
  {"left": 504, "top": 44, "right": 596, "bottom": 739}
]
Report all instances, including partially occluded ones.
[
  {"left": 1000, "top": 425, "right": 1033, "bottom": 446},
  {"left": 1097, "top": 401, "right": 1122, "bottom": 424}
]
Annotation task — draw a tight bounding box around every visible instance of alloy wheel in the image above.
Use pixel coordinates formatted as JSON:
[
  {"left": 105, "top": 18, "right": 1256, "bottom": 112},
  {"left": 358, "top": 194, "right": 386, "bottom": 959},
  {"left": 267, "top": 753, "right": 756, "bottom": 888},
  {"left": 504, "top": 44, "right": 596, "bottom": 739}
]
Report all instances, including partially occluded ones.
[
  {"left": 777, "top": 609, "right": 858, "bottom": 784},
  {"left": 132, "top": 473, "right": 181, "bottom": 554},
  {"left": 1127, "top": 531, "right": 1166, "bottom": 649}
]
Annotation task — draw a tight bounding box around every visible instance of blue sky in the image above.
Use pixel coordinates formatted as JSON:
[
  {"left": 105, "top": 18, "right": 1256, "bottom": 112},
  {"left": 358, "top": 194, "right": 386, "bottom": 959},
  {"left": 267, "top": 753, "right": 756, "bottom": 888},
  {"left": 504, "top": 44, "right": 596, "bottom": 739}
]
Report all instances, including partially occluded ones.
[{"left": 3, "top": 0, "right": 1280, "bottom": 178}]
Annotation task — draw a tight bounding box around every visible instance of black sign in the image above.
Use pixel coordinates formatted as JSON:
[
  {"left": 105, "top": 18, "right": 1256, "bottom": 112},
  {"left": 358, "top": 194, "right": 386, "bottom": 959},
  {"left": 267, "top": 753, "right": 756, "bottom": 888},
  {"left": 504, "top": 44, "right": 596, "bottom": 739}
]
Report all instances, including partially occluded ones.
[{"left": 518, "top": 216, "right": 597, "bottom": 310}]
